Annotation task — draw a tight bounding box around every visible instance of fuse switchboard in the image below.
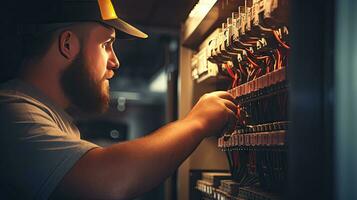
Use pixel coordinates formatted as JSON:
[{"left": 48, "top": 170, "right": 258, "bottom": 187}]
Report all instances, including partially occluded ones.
[{"left": 181, "top": 0, "right": 290, "bottom": 199}]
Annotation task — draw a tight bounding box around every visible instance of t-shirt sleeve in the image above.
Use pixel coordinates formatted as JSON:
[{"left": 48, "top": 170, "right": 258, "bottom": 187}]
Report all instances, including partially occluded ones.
[{"left": 0, "top": 101, "right": 99, "bottom": 200}]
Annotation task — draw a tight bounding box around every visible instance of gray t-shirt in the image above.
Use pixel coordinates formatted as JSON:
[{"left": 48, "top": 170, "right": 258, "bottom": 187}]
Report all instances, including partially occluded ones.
[{"left": 0, "top": 79, "right": 99, "bottom": 199}]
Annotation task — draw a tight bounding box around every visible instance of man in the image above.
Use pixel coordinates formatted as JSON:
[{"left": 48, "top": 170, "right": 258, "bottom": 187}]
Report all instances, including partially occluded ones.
[{"left": 0, "top": 0, "right": 237, "bottom": 199}]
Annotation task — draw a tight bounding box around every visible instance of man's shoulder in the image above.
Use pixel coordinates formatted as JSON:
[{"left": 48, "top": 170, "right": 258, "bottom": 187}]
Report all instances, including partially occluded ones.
[
  {"left": 0, "top": 92, "right": 58, "bottom": 130},
  {"left": 0, "top": 88, "right": 51, "bottom": 113},
  {"left": 0, "top": 79, "right": 63, "bottom": 125},
  {"left": 0, "top": 79, "right": 56, "bottom": 117},
  {"left": 0, "top": 79, "right": 77, "bottom": 134}
]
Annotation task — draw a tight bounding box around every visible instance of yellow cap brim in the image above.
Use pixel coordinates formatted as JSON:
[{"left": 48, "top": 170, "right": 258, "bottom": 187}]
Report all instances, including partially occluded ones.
[
  {"left": 102, "top": 18, "right": 148, "bottom": 39},
  {"left": 97, "top": 0, "right": 147, "bottom": 39}
]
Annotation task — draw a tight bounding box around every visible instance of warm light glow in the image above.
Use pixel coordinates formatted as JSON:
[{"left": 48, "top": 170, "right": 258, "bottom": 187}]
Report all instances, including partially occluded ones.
[
  {"left": 188, "top": 0, "right": 217, "bottom": 19},
  {"left": 149, "top": 70, "right": 167, "bottom": 93},
  {"left": 184, "top": 0, "right": 218, "bottom": 40},
  {"left": 97, "top": 0, "right": 118, "bottom": 20}
]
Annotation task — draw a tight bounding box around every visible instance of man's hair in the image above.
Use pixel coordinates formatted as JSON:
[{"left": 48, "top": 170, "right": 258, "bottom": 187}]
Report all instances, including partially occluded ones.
[
  {"left": 19, "top": 23, "right": 88, "bottom": 63},
  {"left": 0, "top": 24, "right": 59, "bottom": 82},
  {"left": 20, "top": 29, "right": 58, "bottom": 62}
]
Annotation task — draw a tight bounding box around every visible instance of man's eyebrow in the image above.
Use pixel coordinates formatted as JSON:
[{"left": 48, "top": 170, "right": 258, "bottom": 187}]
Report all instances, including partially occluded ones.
[{"left": 106, "top": 36, "right": 116, "bottom": 43}]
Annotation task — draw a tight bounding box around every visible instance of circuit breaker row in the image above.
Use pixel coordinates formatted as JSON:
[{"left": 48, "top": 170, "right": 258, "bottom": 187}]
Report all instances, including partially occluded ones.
[
  {"left": 218, "top": 130, "right": 286, "bottom": 148},
  {"left": 227, "top": 67, "right": 286, "bottom": 99},
  {"left": 196, "top": 172, "right": 282, "bottom": 200}
]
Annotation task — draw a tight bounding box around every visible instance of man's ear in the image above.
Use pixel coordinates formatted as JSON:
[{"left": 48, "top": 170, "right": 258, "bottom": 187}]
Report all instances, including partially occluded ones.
[{"left": 58, "top": 31, "right": 79, "bottom": 60}]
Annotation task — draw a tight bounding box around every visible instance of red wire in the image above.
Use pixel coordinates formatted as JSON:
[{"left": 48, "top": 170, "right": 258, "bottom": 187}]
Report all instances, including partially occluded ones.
[
  {"left": 277, "top": 50, "right": 282, "bottom": 69},
  {"left": 256, "top": 68, "right": 263, "bottom": 78},
  {"left": 246, "top": 56, "right": 260, "bottom": 68},
  {"left": 232, "top": 73, "right": 238, "bottom": 88},
  {"left": 257, "top": 55, "right": 271, "bottom": 74},
  {"left": 245, "top": 40, "right": 258, "bottom": 45},
  {"left": 225, "top": 63, "right": 236, "bottom": 79},
  {"left": 273, "top": 31, "right": 290, "bottom": 49},
  {"left": 267, "top": 56, "right": 273, "bottom": 73},
  {"left": 239, "top": 63, "right": 248, "bottom": 76},
  {"left": 224, "top": 63, "right": 238, "bottom": 89},
  {"left": 257, "top": 55, "right": 269, "bottom": 60}
]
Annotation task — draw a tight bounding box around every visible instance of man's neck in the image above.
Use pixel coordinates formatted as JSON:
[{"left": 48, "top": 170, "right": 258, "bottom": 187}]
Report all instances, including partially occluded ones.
[{"left": 19, "top": 64, "right": 70, "bottom": 109}]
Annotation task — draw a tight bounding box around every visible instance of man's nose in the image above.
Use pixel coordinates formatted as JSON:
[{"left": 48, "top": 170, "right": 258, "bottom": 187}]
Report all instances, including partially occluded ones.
[{"left": 108, "top": 51, "right": 120, "bottom": 70}]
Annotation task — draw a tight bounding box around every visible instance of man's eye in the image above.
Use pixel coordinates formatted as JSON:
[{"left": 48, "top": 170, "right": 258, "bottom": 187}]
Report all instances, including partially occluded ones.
[{"left": 103, "top": 42, "right": 111, "bottom": 48}]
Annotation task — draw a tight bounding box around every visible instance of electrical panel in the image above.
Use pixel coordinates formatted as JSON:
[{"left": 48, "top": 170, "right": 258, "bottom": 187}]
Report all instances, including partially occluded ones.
[{"left": 180, "top": 0, "right": 289, "bottom": 199}]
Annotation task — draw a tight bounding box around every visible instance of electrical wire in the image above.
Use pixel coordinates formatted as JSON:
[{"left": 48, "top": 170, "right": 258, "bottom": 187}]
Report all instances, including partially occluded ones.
[{"left": 273, "top": 30, "right": 290, "bottom": 49}]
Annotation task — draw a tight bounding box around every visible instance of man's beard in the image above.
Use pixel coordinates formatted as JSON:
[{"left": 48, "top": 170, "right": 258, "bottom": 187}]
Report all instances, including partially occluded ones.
[{"left": 60, "top": 52, "right": 110, "bottom": 114}]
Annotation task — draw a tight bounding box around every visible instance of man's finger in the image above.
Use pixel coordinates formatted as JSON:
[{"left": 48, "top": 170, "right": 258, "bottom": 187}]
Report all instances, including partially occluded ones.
[
  {"left": 212, "top": 91, "right": 236, "bottom": 102},
  {"left": 222, "top": 99, "right": 238, "bottom": 114},
  {"left": 221, "top": 110, "right": 238, "bottom": 135}
]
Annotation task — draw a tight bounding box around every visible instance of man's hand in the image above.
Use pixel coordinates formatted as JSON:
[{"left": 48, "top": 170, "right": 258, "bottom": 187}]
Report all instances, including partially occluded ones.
[{"left": 184, "top": 91, "right": 238, "bottom": 138}]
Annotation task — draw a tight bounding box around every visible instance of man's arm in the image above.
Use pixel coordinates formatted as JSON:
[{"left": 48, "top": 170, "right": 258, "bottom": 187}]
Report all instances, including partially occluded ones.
[{"left": 52, "top": 91, "right": 237, "bottom": 199}]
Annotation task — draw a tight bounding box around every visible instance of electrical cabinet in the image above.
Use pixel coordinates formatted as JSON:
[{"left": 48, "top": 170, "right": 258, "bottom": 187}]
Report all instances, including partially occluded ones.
[{"left": 177, "top": 0, "right": 335, "bottom": 199}]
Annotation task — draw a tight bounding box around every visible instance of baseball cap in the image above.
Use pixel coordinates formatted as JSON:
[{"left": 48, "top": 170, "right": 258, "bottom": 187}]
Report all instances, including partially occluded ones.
[{"left": 13, "top": 0, "right": 148, "bottom": 39}]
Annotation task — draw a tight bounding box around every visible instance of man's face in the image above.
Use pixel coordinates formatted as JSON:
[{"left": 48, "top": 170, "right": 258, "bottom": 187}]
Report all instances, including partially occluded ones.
[{"left": 60, "top": 24, "right": 119, "bottom": 114}]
